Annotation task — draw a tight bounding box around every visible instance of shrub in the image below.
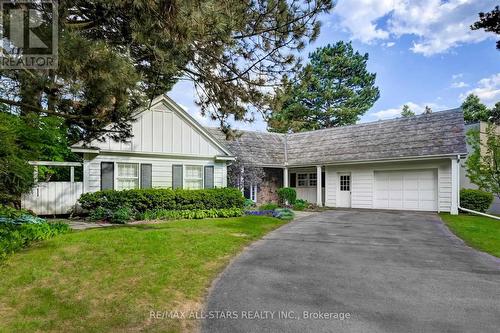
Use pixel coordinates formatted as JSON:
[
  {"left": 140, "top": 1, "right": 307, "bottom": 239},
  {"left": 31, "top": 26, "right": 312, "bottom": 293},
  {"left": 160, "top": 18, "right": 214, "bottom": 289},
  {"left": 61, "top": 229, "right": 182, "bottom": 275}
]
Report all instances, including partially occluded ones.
[
  {"left": 460, "top": 189, "right": 494, "bottom": 213},
  {"left": 0, "top": 205, "right": 33, "bottom": 218},
  {"left": 88, "top": 207, "right": 112, "bottom": 221},
  {"left": 111, "top": 207, "right": 134, "bottom": 224},
  {"left": 277, "top": 187, "right": 297, "bottom": 205},
  {"left": 259, "top": 202, "right": 279, "bottom": 211},
  {"left": 243, "top": 198, "right": 256, "bottom": 209},
  {"left": 0, "top": 213, "right": 69, "bottom": 260},
  {"left": 139, "top": 208, "right": 244, "bottom": 220},
  {"left": 292, "top": 199, "right": 309, "bottom": 211},
  {"left": 79, "top": 187, "right": 244, "bottom": 213},
  {"left": 274, "top": 208, "right": 295, "bottom": 220}
]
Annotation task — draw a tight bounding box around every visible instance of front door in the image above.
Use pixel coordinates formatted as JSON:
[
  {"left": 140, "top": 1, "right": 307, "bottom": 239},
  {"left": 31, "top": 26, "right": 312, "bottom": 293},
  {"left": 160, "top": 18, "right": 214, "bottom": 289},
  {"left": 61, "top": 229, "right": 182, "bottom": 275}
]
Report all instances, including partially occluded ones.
[{"left": 337, "top": 173, "right": 351, "bottom": 208}]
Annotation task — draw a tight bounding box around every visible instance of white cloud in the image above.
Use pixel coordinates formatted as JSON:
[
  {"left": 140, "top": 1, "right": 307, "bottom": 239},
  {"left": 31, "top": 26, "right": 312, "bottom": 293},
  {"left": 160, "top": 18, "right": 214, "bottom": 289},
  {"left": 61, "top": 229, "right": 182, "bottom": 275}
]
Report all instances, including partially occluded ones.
[
  {"left": 452, "top": 73, "right": 463, "bottom": 80},
  {"left": 451, "top": 81, "right": 469, "bottom": 88},
  {"left": 461, "top": 73, "right": 500, "bottom": 105},
  {"left": 384, "top": 42, "right": 396, "bottom": 47},
  {"left": 370, "top": 102, "right": 447, "bottom": 120},
  {"left": 333, "top": 0, "right": 496, "bottom": 55}
]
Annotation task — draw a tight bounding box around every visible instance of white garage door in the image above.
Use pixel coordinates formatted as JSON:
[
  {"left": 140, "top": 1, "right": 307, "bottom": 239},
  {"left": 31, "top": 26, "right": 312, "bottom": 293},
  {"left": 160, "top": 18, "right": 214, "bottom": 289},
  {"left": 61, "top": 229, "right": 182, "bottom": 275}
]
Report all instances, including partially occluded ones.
[{"left": 374, "top": 170, "right": 438, "bottom": 211}]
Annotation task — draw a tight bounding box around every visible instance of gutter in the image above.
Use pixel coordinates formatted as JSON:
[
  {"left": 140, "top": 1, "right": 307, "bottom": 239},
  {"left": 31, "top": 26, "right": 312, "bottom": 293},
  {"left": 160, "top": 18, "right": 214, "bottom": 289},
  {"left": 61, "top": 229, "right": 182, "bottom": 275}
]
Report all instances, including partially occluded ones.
[{"left": 456, "top": 155, "right": 500, "bottom": 220}]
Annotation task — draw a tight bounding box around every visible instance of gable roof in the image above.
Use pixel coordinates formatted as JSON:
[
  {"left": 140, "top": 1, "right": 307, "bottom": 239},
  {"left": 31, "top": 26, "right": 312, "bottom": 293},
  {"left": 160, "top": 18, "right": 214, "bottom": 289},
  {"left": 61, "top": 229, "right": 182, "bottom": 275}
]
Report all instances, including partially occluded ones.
[
  {"left": 72, "top": 94, "right": 233, "bottom": 157},
  {"left": 208, "top": 109, "right": 468, "bottom": 166}
]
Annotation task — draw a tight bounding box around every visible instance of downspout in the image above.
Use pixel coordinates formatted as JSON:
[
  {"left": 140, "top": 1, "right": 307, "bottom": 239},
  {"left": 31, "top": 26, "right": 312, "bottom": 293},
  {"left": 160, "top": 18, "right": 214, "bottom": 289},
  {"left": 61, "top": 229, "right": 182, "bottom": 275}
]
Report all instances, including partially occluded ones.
[{"left": 456, "top": 154, "right": 500, "bottom": 220}]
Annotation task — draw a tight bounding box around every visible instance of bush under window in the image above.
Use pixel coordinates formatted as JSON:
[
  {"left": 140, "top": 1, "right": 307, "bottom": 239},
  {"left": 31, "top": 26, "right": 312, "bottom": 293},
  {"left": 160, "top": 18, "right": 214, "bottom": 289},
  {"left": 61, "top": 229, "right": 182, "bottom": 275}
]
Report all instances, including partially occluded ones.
[{"left": 79, "top": 187, "right": 245, "bottom": 213}]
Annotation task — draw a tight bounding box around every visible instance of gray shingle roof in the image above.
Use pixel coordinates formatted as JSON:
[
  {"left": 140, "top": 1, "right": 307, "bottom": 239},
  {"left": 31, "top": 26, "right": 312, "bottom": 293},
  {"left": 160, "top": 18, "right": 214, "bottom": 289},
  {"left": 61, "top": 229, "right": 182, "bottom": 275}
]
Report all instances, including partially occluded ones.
[
  {"left": 206, "top": 128, "right": 286, "bottom": 166},
  {"left": 206, "top": 109, "right": 467, "bottom": 166}
]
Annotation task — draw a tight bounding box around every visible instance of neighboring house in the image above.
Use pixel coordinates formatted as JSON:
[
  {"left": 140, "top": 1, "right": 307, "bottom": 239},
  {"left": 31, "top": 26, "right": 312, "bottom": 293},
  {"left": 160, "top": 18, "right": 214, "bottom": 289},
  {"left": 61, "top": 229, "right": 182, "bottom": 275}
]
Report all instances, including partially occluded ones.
[
  {"left": 23, "top": 95, "right": 468, "bottom": 215},
  {"left": 460, "top": 122, "right": 500, "bottom": 214},
  {"left": 209, "top": 109, "right": 467, "bottom": 214}
]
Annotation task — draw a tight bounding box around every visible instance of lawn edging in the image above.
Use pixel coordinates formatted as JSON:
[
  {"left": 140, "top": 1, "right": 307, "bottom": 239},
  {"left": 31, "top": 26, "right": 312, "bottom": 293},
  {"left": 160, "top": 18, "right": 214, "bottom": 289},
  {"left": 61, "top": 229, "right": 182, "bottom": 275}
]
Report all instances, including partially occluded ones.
[
  {"left": 201, "top": 213, "right": 299, "bottom": 327},
  {"left": 439, "top": 213, "right": 500, "bottom": 261}
]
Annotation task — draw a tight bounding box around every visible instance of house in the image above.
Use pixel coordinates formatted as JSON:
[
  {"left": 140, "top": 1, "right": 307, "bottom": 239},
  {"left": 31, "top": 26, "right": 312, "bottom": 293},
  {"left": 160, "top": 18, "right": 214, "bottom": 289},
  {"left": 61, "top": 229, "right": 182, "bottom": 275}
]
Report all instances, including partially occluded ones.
[
  {"left": 208, "top": 108, "right": 467, "bottom": 214},
  {"left": 71, "top": 95, "right": 235, "bottom": 193},
  {"left": 460, "top": 122, "right": 500, "bottom": 214},
  {"left": 22, "top": 95, "right": 467, "bottom": 215}
]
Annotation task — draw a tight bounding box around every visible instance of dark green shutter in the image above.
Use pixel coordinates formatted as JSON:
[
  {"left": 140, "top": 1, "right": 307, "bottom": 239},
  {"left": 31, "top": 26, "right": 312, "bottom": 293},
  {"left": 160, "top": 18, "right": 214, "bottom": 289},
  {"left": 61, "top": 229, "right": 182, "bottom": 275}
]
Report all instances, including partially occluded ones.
[
  {"left": 289, "top": 173, "right": 296, "bottom": 187},
  {"left": 172, "top": 165, "right": 183, "bottom": 189},
  {"left": 141, "top": 164, "right": 152, "bottom": 189},
  {"left": 204, "top": 166, "right": 214, "bottom": 189},
  {"left": 101, "top": 162, "right": 114, "bottom": 190}
]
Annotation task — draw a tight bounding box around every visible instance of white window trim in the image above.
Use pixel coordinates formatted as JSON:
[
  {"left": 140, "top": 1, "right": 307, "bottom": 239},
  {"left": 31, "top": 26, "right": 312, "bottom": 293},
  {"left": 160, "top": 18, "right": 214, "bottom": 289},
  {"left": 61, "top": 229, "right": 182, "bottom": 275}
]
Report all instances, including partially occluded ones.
[
  {"left": 296, "top": 173, "right": 318, "bottom": 188},
  {"left": 115, "top": 162, "right": 140, "bottom": 190},
  {"left": 184, "top": 165, "right": 204, "bottom": 190}
]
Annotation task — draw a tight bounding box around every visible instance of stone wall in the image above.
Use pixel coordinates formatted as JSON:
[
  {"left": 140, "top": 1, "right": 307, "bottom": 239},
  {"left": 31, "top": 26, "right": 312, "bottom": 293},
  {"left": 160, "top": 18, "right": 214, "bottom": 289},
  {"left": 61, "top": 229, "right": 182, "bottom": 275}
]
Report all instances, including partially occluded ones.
[{"left": 257, "top": 168, "right": 283, "bottom": 204}]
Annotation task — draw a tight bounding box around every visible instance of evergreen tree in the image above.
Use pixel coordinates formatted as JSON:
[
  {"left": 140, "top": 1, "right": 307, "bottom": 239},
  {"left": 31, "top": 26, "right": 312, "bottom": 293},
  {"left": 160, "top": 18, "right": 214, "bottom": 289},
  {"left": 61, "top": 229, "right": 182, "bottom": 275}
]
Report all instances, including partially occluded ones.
[
  {"left": 0, "top": 0, "right": 333, "bottom": 141},
  {"left": 489, "top": 102, "right": 500, "bottom": 124},
  {"left": 471, "top": 6, "right": 500, "bottom": 50},
  {"left": 401, "top": 104, "right": 415, "bottom": 117},
  {"left": 267, "top": 42, "right": 380, "bottom": 133}
]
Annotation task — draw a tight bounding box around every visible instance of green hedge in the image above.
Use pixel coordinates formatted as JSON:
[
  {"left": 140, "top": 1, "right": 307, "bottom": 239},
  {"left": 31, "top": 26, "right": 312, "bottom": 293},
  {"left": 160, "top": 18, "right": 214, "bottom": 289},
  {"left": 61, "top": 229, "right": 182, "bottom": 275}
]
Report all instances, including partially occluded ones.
[
  {"left": 138, "top": 208, "right": 244, "bottom": 220},
  {"left": 460, "top": 189, "right": 494, "bottom": 213},
  {"left": 79, "top": 187, "right": 245, "bottom": 213}
]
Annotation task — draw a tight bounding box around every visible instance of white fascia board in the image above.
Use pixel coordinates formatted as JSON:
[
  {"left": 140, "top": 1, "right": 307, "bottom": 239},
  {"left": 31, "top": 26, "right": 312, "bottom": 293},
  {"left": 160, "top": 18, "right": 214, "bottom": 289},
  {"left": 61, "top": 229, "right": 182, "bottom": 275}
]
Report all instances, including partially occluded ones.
[
  {"left": 215, "top": 156, "right": 236, "bottom": 161},
  {"left": 71, "top": 147, "right": 101, "bottom": 154},
  {"left": 29, "top": 161, "right": 83, "bottom": 167},
  {"left": 287, "top": 153, "right": 468, "bottom": 168}
]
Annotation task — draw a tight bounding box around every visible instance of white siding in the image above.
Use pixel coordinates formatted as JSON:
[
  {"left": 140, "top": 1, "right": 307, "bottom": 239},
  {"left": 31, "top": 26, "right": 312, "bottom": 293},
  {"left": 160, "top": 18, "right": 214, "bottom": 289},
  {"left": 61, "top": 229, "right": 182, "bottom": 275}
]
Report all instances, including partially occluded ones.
[
  {"left": 439, "top": 162, "right": 452, "bottom": 212},
  {"left": 324, "top": 159, "right": 453, "bottom": 212},
  {"left": 85, "top": 154, "right": 226, "bottom": 193},
  {"left": 351, "top": 170, "right": 373, "bottom": 209},
  {"left": 89, "top": 102, "right": 224, "bottom": 157},
  {"left": 325, "top": 166, "right": 336, "bottom": 207}
]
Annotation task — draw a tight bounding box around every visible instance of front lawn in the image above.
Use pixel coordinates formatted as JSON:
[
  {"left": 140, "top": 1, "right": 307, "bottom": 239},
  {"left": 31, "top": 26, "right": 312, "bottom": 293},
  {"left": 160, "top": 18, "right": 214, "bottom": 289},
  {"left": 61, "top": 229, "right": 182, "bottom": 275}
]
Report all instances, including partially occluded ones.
[
  {"left": 0, "top": 216, "right": 286, "bottom": 332},
  {"left": 440, "top": 213, "right": 500, "bottom": 258}
]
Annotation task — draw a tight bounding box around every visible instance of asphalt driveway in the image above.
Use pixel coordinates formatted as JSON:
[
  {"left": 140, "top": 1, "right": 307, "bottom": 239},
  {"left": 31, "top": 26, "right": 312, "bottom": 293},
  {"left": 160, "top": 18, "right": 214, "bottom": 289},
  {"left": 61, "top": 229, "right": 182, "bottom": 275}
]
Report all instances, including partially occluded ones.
[{"left": 202, "top": 210, "right": 500, "bottom": 333}]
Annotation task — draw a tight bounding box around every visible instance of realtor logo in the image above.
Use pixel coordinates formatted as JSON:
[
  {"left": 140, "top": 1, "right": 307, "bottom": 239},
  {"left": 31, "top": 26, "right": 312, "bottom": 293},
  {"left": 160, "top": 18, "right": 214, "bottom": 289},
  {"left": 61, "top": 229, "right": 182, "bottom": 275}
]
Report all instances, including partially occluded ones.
[{"left": 0, "top": 0, "right": 58, "bottom": 69}]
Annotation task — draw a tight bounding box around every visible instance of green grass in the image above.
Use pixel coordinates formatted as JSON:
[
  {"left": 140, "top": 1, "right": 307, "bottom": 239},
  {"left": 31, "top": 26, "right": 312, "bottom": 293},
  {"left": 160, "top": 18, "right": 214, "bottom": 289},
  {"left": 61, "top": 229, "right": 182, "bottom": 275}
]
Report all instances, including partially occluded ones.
[
  {"left": 440, "top": 213, "right": 500, "bottom": 258},
  {"left": 0, "top": 216, "right": 286, "bottom": 332}
]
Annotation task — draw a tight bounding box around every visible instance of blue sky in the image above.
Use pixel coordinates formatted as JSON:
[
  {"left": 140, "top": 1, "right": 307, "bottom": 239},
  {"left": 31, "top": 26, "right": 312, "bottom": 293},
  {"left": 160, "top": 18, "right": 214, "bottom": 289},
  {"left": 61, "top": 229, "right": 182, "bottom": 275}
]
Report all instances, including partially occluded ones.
[{"left": 170, "top": 0, "right": 500, "bottom": 131}]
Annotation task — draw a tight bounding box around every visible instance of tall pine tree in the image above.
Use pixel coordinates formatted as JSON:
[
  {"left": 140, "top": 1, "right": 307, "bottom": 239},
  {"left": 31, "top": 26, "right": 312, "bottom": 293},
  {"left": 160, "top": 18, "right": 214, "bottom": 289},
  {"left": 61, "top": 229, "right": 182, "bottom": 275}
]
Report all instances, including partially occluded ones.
[{"left": 267, "top": 42, "right": 379, "bottom": 133}]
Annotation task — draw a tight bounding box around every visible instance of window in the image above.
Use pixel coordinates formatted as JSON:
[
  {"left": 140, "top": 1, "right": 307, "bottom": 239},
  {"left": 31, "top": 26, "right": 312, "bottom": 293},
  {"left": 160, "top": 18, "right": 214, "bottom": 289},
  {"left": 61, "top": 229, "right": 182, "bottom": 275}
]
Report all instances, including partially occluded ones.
[
  {"left": 185, "top": 165, "right": 203, "bottom": 189},
  {"left": 117, "top": 163, "right": 139, "bottom": 190},
  {"left": 297, "top": 173, "right": 308, "bottom": 187},
  {"left": 296, "top": 173, "right": 318, "bottom": 187},
  {"left": 340, "top": 175, "right": 350, "bottom": 191},
  {"left": 309, "top": 173, "right": 317, "bottom": 186}
]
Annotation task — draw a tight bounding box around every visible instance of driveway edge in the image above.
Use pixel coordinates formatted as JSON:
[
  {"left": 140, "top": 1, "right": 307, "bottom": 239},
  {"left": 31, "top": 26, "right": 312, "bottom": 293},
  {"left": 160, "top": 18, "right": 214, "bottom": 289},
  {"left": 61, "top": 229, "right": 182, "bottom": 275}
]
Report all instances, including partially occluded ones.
[{"left": 435, "top": 214, "right": 500, "bottom": 265}]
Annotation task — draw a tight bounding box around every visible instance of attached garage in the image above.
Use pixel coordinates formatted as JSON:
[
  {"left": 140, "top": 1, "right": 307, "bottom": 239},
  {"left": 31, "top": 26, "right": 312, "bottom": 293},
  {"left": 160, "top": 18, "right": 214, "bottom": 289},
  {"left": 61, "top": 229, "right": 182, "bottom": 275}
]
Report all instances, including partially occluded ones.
[{"left": 373, "top": 170, "right": 438, "bottom": 211}]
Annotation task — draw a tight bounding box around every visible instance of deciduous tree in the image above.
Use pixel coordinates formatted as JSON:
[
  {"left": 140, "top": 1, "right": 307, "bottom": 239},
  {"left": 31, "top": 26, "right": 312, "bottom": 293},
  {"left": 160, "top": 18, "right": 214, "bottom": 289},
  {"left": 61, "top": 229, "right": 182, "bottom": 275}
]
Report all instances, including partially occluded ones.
[
  {"left": 466, "top": 124, "right": 500, "bottom": 199},
  {"left": 461, "top": 94, "right": 489, "bottom": 124}
]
